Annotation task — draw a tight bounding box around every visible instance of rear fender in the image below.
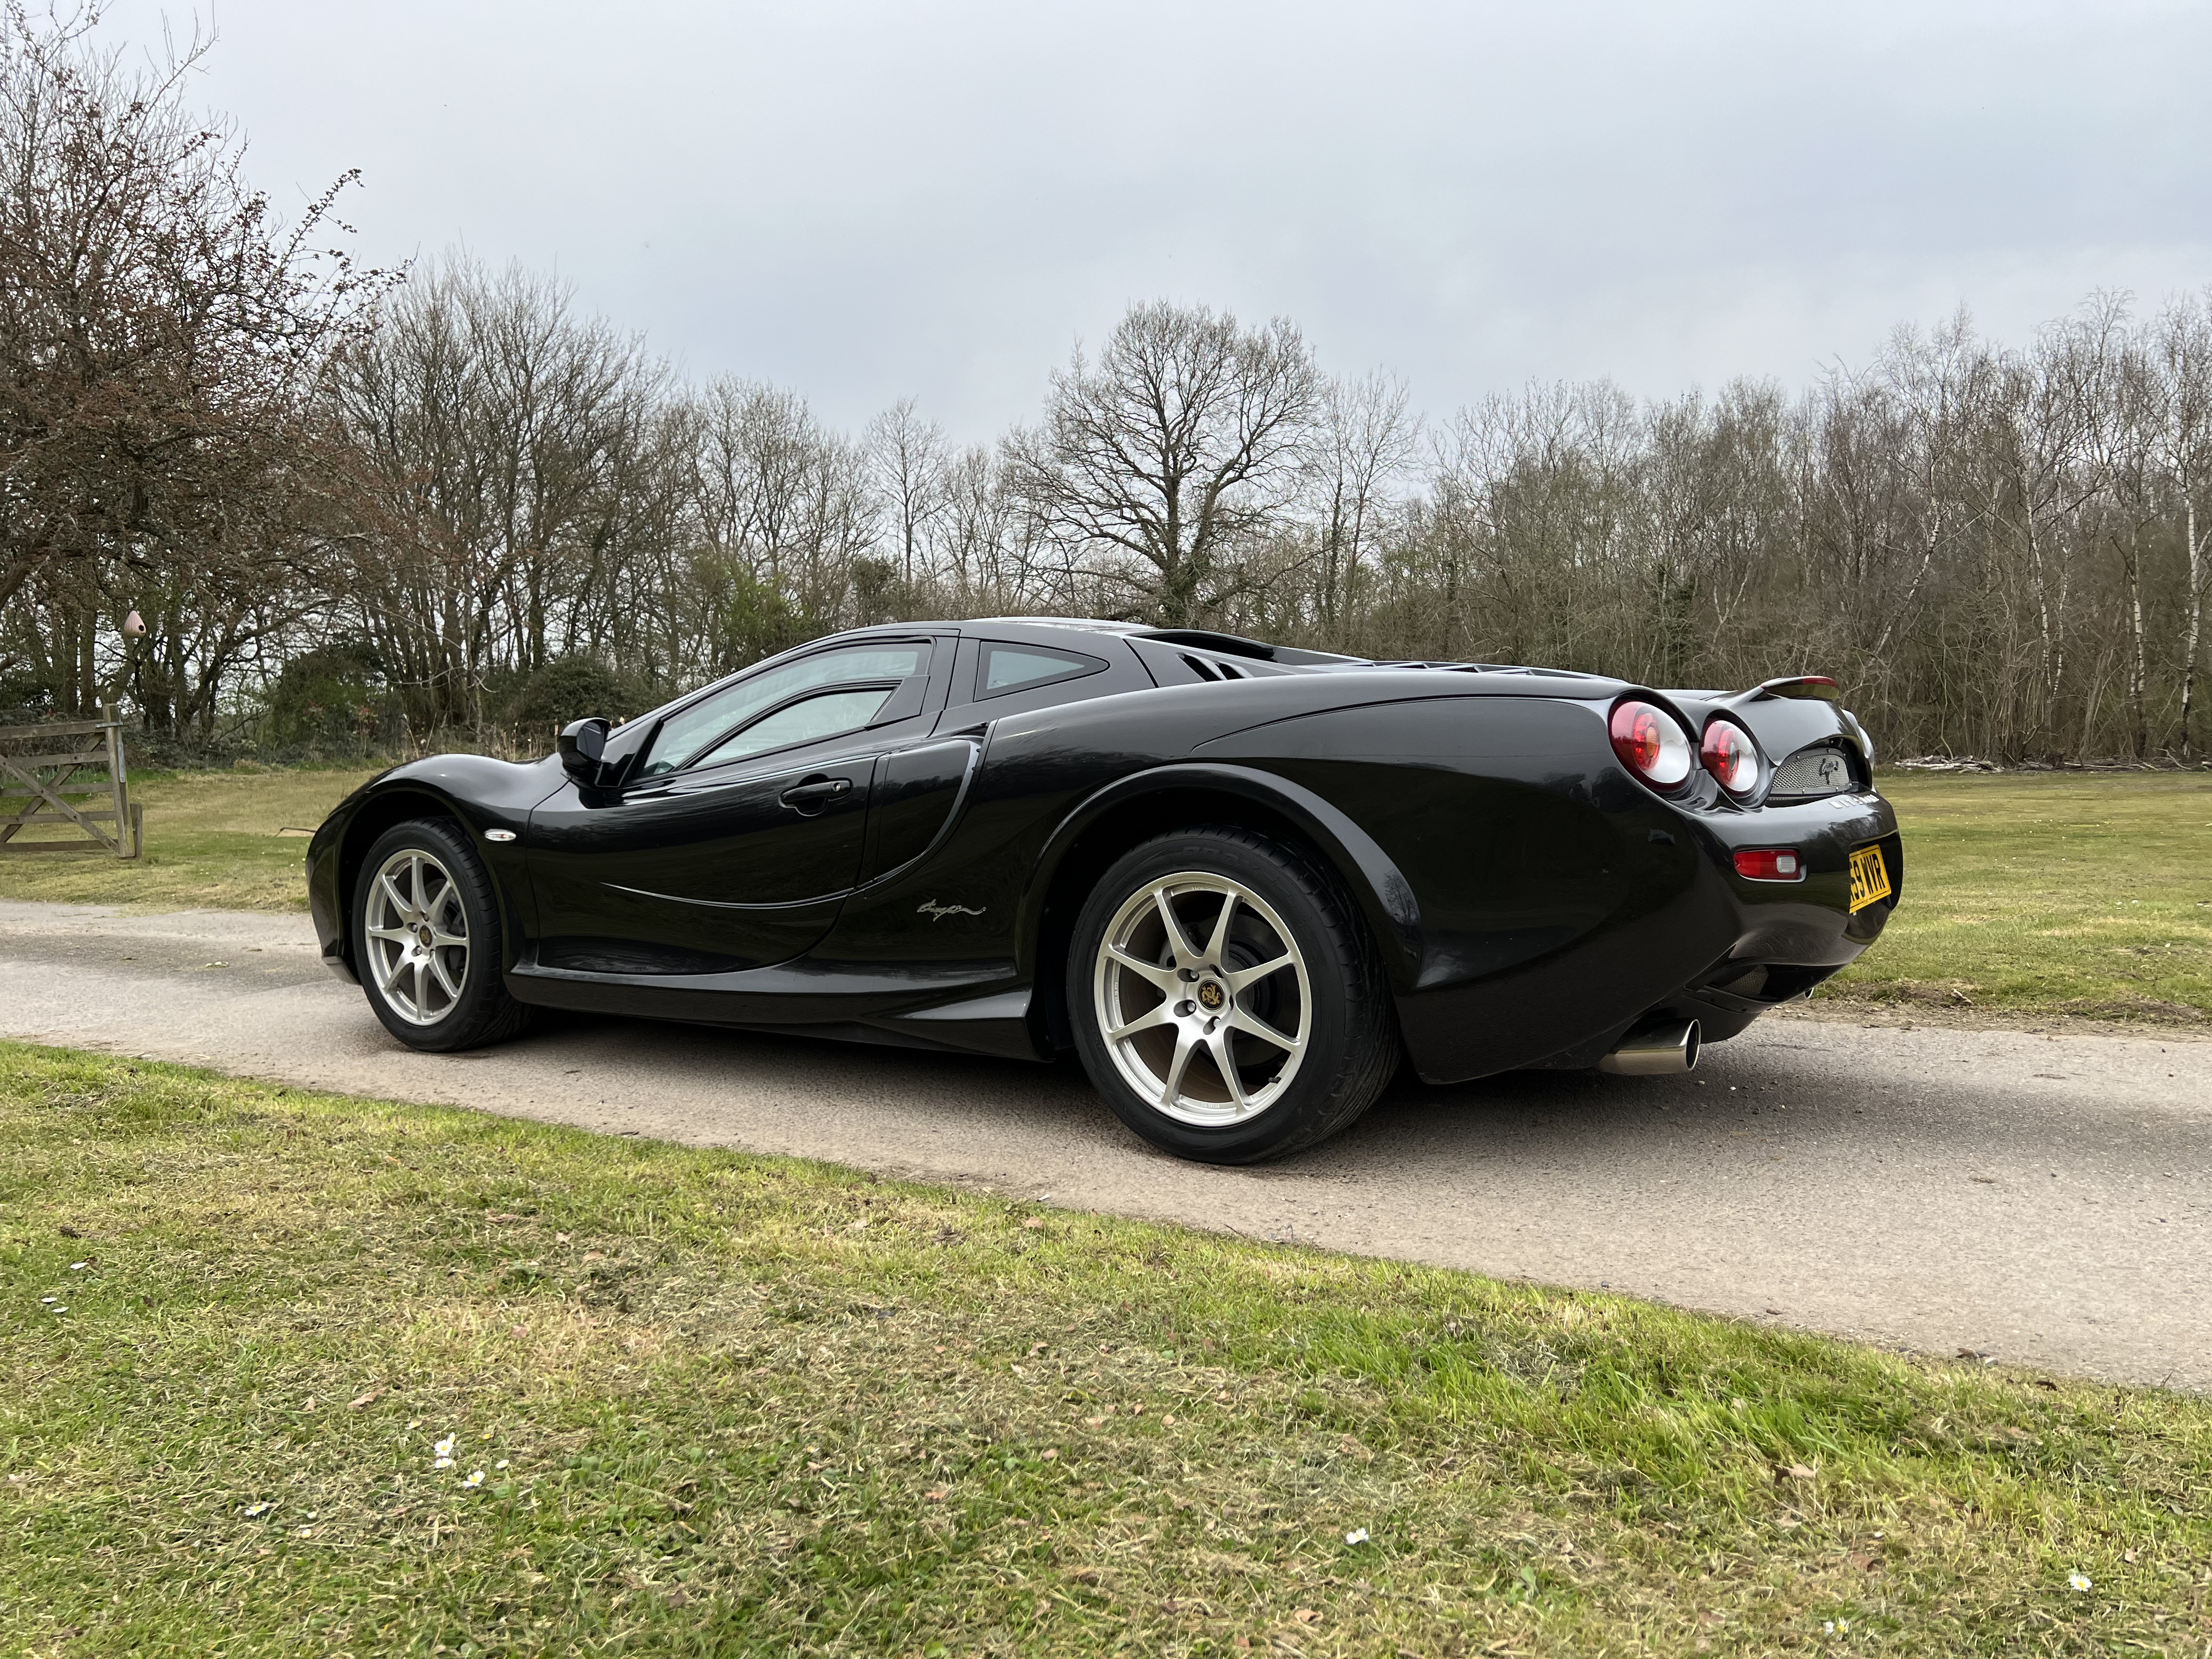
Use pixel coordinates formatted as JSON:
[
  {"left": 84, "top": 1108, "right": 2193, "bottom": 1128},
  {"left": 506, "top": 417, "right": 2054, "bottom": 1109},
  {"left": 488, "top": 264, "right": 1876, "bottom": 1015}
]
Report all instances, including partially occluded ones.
[{"left": 1022, "top": 762, "right": 1424, "bottom": 990}]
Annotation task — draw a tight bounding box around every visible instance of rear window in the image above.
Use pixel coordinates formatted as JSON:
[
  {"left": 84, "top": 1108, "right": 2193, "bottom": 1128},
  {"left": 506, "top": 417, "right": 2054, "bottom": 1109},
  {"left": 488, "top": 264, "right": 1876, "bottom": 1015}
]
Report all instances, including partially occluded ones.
[{"left": 978, "top": 642, "right": 1107, "bottom": 699}]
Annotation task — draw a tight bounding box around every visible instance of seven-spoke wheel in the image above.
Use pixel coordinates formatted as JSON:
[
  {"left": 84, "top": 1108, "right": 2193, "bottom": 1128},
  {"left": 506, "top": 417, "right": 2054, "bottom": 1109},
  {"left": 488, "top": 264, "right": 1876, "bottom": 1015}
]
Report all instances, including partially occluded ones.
[
  {"left": 353, "top": 819, "right": 531, "bottom": 1052},
  {"left": 1071, "top": 826, "right": 1397, "bottom": 1164},
  {"left": 1093, "top": 873, "right": 1311, "bottom": 1125},
  {"left": 363, "top": 847, "right": 471, "bottom": 1025}
]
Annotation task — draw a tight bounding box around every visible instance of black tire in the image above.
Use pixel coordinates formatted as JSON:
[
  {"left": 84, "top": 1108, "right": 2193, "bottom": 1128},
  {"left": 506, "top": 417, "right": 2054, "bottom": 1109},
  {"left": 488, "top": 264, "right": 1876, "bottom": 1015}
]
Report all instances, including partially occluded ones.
[
  {"left": 1069, "top": 825, "right": 1397, "bottom": 1164},
  {"left": 353, "top": 817, "right": 532, "bottom": 1053}
]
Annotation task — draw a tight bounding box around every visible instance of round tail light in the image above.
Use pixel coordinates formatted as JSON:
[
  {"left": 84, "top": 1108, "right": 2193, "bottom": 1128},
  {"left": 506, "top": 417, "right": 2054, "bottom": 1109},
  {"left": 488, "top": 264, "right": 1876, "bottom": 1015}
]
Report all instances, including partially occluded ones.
[
  {"left": 1701, "top": 719, "right": 1759, "bottom": 795},
  {"left": 1609, "top": 699, "right": 1694, "bottom": 791}
]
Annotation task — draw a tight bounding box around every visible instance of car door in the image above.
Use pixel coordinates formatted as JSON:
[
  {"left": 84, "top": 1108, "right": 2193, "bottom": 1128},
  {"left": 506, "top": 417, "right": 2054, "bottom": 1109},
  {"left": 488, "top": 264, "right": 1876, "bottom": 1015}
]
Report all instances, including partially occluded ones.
[{"left": 526, "top": 639, "right": 945, "bottom": 973}]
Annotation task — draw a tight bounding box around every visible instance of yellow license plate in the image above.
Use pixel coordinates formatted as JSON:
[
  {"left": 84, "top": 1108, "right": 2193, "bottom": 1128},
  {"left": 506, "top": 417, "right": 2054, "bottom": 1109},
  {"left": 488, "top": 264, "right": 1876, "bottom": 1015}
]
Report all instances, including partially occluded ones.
[{"left": 1847, "top": 844, "right": 1892, "bottom": 913}]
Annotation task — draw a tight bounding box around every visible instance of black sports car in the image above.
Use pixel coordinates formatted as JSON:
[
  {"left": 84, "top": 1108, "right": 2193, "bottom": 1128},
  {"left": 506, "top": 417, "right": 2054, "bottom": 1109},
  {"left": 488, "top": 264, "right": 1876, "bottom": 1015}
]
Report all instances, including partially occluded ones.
[{"left": 307, "top": 620, "right": 1900, "bottom": 1163}]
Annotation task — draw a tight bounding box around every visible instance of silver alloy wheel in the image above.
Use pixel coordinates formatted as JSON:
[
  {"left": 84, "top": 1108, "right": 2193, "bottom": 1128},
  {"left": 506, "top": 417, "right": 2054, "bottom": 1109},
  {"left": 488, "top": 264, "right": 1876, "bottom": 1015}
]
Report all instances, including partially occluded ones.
[
  {"left": 1092, "top": 872, "right": 1312, "bottom": 1126},
  {"left": 363, "top": 847, "right": 470, "bottom": 1026}
]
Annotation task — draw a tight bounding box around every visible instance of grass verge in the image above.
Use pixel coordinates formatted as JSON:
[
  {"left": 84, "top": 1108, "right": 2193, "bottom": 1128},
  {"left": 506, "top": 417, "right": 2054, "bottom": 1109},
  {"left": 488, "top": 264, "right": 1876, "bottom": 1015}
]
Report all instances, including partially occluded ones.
[
  {"left": 1825, "top": 771, "right": 2212, "bottom": 1022},
  {"left": 0, "top": 766, "right": 379, "bottom": 911},
  {"left": 3, "top": 1042, "right": 2207, "bottom": 1656}
]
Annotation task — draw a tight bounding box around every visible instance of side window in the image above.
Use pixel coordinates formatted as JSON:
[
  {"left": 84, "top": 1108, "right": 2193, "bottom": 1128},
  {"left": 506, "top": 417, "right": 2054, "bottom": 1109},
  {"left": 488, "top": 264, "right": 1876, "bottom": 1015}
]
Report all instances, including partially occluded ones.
[
  {"left": 977, "top": 642, "right": 1107, "bottom": 699},
  {"left": 638, "top": 643, "right": 928, "bottom": 777},
  {"left": 692, "top": 687, "right": 893, "bottom": 769}
]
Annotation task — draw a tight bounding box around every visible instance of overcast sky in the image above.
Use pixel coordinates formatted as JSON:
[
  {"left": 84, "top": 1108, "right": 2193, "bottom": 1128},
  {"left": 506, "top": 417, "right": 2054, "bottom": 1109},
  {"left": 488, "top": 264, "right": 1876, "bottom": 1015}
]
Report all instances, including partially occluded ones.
[{"left": 96, "top": 0, "right": 2212, "bottom": 439}]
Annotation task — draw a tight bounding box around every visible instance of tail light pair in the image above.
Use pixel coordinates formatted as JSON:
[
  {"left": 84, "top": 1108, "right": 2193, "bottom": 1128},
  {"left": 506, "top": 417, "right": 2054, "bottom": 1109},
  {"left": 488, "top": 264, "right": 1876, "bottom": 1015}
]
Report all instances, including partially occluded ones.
[{"left": 1609, "top": 699, "right": 1762, "bottom": 798}]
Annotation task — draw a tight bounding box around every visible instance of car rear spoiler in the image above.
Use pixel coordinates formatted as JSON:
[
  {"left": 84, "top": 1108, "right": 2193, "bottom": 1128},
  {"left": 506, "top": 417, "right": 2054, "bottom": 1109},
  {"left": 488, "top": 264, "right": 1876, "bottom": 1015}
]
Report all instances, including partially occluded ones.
[{"left": 1729, "top": 675, "right": 1841, "bottom": 705}]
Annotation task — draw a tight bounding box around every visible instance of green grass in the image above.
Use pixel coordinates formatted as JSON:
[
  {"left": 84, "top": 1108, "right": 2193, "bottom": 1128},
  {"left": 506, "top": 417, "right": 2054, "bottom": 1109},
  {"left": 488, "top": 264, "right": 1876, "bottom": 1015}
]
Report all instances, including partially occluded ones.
[
  {"left": 3, "top": 1042, "right": 2207, "bottom": 1656},
  {"left": 1826, "top": 771, "right": 2212, "bottom": 1022},
  {"left": 0, "top": 765, "right": 379, "bottom": 911}
]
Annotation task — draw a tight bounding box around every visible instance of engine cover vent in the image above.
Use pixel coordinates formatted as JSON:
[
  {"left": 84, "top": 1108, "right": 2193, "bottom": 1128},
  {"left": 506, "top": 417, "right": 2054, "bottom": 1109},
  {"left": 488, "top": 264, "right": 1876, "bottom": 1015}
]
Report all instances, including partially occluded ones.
[{"left": 1769, "top": 743, "right": 1861, "bottom": 799}]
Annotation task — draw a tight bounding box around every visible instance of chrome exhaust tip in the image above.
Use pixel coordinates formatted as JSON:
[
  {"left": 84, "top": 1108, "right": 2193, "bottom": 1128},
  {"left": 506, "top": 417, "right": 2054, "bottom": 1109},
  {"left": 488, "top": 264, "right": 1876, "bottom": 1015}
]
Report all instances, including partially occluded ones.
[{"left": 1598, "top": 1019, "right": 1701, "bottom": 1075}]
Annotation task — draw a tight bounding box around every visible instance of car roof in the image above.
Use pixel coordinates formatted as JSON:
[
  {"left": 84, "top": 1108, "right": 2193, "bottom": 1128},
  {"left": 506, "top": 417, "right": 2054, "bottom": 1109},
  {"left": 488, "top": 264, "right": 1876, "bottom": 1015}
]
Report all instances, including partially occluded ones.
[
  {"left": 628, "top": 617, "right": 1603, "bottom": 735},
  {"left": 837, "top": 617, "right": 1372, "bottom": 667}
]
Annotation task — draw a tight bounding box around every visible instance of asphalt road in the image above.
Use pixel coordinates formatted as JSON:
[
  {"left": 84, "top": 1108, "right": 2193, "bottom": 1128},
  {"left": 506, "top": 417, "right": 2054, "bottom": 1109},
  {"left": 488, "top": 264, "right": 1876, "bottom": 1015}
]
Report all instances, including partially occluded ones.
[{"left": 3, "top": 898, "right": 2207, "bottom": 1390}]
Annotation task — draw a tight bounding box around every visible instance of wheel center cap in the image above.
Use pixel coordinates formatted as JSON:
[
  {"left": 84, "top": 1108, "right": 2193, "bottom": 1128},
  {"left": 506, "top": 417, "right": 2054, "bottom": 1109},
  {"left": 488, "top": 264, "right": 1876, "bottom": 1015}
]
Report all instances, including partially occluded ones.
[
  {"left": 1195, "top": 979, "right": 1225, "bottom": 1012},
  {"left": 417, "top": 925, "right": 435, "bottom": 947}
]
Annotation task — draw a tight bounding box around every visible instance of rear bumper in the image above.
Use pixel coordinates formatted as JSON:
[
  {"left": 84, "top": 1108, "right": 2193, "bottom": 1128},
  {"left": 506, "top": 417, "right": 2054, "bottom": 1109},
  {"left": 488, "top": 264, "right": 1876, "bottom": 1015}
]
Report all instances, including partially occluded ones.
[
  {"left": 1395, "top": 789, "right": 1900, "bottom": 1083},
  {"left": 1643, "top": 795, "right": 1900, "bottom": 1047},
  {"left": 1689, "top": 792, "right": 1901, "bottom": 964}
]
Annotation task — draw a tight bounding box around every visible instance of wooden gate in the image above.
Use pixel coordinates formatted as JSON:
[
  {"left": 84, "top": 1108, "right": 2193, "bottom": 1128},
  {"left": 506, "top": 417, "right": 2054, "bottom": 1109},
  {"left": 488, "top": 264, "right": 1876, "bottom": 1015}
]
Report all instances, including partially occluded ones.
[{"left": 0, "top": 704, "right": 143, "bottom": 860}]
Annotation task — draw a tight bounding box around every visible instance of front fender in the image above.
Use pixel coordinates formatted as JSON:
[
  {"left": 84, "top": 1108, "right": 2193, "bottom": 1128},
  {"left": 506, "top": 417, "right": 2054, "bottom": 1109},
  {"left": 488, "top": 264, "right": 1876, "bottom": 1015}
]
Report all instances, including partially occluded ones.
[
  {"left": 1020, "top": 761, "right": 1425, "bottom": 990},
  {"left": 307, "top": 755, "right": 561, "bottom": 983}
]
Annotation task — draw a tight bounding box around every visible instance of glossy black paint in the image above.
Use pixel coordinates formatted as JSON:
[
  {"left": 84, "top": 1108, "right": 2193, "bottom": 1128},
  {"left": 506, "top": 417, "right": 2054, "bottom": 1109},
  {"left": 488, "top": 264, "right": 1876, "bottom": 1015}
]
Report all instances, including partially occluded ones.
[{"left": 307, "top": 618, "right": 1900, "bottom": 1083}]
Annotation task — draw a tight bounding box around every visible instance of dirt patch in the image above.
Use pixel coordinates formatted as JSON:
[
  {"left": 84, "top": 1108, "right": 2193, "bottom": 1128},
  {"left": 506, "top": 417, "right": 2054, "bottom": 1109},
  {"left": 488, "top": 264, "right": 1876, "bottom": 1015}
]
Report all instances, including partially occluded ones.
[{"left": 1780, "top": 996, "right": 2212, "bottom": 1041}]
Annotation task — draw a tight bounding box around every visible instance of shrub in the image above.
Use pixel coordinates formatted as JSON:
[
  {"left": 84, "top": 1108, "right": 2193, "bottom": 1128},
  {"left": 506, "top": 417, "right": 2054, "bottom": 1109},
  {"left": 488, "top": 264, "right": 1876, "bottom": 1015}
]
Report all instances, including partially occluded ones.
[
  {"left": 501, "top": 654, "right": 657, "bottom": 735},
  {"left": 263, "top": 644, "right": 387, "bottom": 753}
]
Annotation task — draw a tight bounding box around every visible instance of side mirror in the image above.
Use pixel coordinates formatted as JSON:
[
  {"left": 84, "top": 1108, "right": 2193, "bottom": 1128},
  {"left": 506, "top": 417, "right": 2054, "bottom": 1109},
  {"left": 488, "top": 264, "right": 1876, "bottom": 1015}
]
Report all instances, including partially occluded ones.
[{"left": 557, "top": 716, "right": 611, "bottom": 785}]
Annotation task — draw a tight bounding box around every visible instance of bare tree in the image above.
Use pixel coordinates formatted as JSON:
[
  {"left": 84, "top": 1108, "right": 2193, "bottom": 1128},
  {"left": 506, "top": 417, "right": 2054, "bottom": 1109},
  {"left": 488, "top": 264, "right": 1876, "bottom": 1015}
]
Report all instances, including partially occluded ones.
[
  {"left": 1005, "top": 302, "right": 1320, "bottom": 625},
  {"left": 685, "top": 376, "right": 880, "bottom": 658},
  {"left": 0, "top": 3, "right": 386, "bottom": 726},
  {"left": 1312, "top": 373, "right": 1418, "bottom": 650},
  {"left": 303, "top": 281, "right": 2212, "bottom": 761},
  {"left": 329, "top": 258, "right": 661, "bottom": 734},
  {"left": 866, "top": 397, "right": 950, "bottom": 596},
  {"left": 2159, "top": 294, "right": 2212, "bottom": 758}
]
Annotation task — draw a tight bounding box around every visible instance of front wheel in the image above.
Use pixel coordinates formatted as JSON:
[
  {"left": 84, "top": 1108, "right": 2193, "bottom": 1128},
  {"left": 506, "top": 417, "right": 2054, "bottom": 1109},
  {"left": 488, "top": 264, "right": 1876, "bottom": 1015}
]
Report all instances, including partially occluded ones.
[
  {"left": 1069, "top": 826, "right": 1398, "bottom": 1164},
  {"left": 353, "top": 819, "right": 532, "bottom": 1052}
]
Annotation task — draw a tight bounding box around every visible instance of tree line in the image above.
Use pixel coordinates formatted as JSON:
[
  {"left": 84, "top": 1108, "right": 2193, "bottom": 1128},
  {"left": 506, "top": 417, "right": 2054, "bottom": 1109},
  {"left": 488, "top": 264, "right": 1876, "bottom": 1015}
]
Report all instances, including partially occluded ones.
[{"left": 4, "top": 7, "right": 2208, "bottom": 762}]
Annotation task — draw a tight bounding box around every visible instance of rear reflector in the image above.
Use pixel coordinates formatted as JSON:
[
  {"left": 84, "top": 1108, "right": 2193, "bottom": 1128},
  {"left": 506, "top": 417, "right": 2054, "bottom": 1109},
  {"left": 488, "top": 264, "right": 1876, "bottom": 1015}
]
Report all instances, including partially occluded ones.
[{"left": 1734, "top": 848, "right": 1805, "bottom": 882}]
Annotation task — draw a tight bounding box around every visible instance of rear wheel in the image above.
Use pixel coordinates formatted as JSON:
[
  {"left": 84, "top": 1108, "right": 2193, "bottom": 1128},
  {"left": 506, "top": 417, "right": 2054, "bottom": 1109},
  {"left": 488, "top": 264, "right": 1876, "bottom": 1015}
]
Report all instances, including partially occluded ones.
[
  {"left": 1070, "top": 826, "right": 1396, "bottom": 1164},
  {"left": 354, "top": 819, "right": 531, "bottom": 1052}
]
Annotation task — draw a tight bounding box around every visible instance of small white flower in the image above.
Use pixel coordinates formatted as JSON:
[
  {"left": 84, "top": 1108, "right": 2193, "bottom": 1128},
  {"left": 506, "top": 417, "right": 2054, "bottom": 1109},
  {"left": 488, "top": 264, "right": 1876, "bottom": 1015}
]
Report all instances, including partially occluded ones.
[
  {"left": 432, "top": 1456, "right": 454, "bottom": 1469},
  {"left": 38, "top": 1295, "right": 54, "bottom": 1304},
  {"left": 1345, "top": 1527, "right": 1370, "bottom": 1545},
  {"left": 241, "top": 1501, "right": 274, "bottom": 1518},
  {"left": 464, "top": 1469, "right": 485, "bottom": 1488},
  {"left": 49, "top": 1306, "right": 65, "bottom": 1314},
  {"left": 2068, "top": 1571, "right": 2092, "bottom": 1593},
  {"left": 495, "top": 1459, "right": 510, "bottom": 1470},
  {"left": 68, "top": 1262, "right": 87, "bottom": 1271},
  {"left": 433, "top": 1435, "right": 455, "bottom": 1457}
]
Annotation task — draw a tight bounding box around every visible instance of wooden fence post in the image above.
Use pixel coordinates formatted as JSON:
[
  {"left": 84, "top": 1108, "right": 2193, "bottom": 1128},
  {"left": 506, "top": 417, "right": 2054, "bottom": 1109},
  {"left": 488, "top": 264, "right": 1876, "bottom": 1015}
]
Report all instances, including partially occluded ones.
[{"left": 103, "top": 702, "right": 142, "bottom": 858}]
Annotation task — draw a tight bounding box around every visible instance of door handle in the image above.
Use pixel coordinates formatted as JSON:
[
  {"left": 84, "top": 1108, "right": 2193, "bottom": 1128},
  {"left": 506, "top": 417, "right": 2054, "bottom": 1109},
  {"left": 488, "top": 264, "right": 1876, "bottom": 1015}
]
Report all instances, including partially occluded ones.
[{"left": 778, "top": 775, "right": 853, "bottom": 815}]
